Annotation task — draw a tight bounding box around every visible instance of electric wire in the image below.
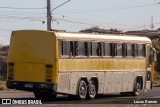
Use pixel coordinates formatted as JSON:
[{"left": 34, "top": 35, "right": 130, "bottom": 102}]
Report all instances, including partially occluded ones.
[
  {"left": 54, "top": 3, "right": 159, "bottom": 14},
  {"left": 0, "top": 6, "right": 45, "bottom": 10}
]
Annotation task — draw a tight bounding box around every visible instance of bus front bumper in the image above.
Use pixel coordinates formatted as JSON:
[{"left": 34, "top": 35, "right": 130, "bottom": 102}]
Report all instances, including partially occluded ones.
[{"left": 6, "top": 80, "right": 57, "bottom": 92}]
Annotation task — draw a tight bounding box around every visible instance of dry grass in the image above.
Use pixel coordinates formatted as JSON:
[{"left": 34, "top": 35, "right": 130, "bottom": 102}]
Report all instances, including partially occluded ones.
[
  {"left": 153, "top": 74, "right": 160, "bottom": 87},
  {"left": 0, "top": 80, "right": 7, "bottom": 90}
]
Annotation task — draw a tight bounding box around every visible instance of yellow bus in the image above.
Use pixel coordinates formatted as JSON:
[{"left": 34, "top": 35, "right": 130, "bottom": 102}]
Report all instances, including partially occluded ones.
[{"left": 7, "top": 30, "right": 156, "bottom": 100}]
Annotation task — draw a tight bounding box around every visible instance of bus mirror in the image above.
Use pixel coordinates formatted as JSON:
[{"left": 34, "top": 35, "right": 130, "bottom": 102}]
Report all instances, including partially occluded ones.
[
  {"left": 154, "top": 51, "right": 157, "bottom": 62},
  {"left": 152, "top": 47, "right": 157, "bottom": 62}
]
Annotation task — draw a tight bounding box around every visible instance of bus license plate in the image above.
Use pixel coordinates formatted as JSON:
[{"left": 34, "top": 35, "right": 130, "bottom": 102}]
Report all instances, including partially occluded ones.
[{"left": 24, "top": 84, "right": 33, "bottom": 88}]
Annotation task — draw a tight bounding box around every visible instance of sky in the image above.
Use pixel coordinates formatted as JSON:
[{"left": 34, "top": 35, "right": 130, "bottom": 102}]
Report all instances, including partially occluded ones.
[{"left": 0, "top": 0, "right": 160, "bottom": 45}]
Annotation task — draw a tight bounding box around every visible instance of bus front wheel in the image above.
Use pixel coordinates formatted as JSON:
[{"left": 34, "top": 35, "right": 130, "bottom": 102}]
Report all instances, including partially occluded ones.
[{"left": 131, "top": 82, "right": 141, "bottom": 96}]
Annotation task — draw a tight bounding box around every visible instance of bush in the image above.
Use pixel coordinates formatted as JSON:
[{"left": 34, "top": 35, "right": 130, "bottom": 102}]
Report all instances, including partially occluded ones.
[{"left": 0, "top": 80, "right": 7, "bottom": 90}]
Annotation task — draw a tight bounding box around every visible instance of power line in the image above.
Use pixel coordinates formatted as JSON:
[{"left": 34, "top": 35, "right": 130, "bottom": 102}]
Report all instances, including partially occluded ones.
[
  {"left": 1, "top": 13, "right": 45, "bottom": 17},
  {"left": 51, "top": 0, "right": 71, "bottom": 12},
  {"left": 55, "top": 15, "right": 141, "bottom": 28},
  {"left": 0, "top": 10, "right": 45, "bottom": 15},
  {"left": 56, "top": 18, "right": 95, "bottom": 26},
  {"left": 54, "top": 3, "right": 158, "bottom": 14},
  {"left": 0, "top": 15, "right": 45, "bottom": 20},
  {"left": 55, "top": 17, "right": 160, "bottom": 31},
  {"left": 0, "top": 6, "right": 45, "bottom": 10},
  {"left": 0, "top": 29, "right": 11, "bottom": 31}
]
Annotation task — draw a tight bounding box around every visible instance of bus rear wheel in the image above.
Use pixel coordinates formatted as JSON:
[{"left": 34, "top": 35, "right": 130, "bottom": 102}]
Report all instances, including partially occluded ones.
[
  {"left": 87, "top": 80, "right": 97, "bottom": 99},
  {"left": 77, "top": 80, "right": 87, "bottom": 100}
]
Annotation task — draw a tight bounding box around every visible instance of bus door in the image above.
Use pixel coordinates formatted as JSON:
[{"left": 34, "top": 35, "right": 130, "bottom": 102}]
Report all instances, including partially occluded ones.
[
  {"left": 146, "top": 44, "right": 156, "bottom": 89},
  {"left": 146, "top": 44, "right": 152, "bottom": 89}
]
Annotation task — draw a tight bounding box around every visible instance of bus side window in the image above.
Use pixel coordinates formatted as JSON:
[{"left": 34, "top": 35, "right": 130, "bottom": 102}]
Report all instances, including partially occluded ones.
[
  {"left": 87, "top": 42, "right": 92, "bottom": 56},
  {"left": 127, "top": 43, "right": 132, "bottom": 57},
  {"left": 132, "top": 44, "right": 135, "bottom": 56},
  {"left": 132, "top": 44, "right": 138, "bottom": 57},
  {"left": 75, "top": 41, "right": 78, "bottom": 56},
  {"left": 143, "top": 44, "right": 146, "bottom": 57},
  {"left": 74, "top": 41, "right": 90, "bottom": 57},
  {"left": 104, "top": 42, "right": 111, "bottom": 56},
  {"left": 137, "top": 44, "right": 146, "bottom": 57},
  {"left": 91, "top": 42, "right": 98, "bottom": 56},
  {"left": 135, "top": 44, "right": 138, "bottom": 57},
  {"left": 77, "top": 41, "right": 86, "bottom": 56},
  {"left": 59, "top": 40, "right": 63, "bottom": 56},
  {"left": 96, "top": 42, "right": 102, "bottom": 56},
  {"left": 111, "top": 43, "right": 116, "bottom": 57},
  {"left": 122, "top": 43, "right": 127, "bottom": 57},
  {"left": 62, "top": 41, "right": 71, "bottom": 56},
  {"left": 84, "top": 42, "right": 89, "bottom": 56},
  {"left": 117, "top": 43, "right": 122, "bottom": 56},
  {"left": 70, "top": 41, "right": 74, "bottom": 57}
]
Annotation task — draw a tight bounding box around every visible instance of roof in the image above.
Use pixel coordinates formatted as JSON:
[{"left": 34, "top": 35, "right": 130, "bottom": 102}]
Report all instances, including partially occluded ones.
[
  {"left": 55, "top": 32, "right": 151, "bottom": 43},
  {"left": 12, "top": 30, "right": 151, "bottom": 43}
]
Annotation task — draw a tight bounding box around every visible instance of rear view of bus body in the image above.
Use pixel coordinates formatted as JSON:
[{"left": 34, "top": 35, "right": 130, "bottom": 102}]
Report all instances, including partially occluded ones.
[{"left": 7, "top": 30, "right": 155, "bottom": 100}]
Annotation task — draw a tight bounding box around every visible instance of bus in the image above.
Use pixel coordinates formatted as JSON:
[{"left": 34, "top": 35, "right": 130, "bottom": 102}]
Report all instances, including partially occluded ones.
[{"left": 7, "top": 30, "right": 156, "bottom": 100}]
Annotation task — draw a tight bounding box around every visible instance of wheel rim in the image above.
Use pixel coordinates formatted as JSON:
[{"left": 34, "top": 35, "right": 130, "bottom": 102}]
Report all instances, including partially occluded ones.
[
  {"left": 136, "top": 83, "right": 140, "bottom": 92},
  {"left": 88, "top": 81, "right": 96, "bottom": 98},
  {"left": 79, "top": 81, "right": 87, "bottom": 99}
]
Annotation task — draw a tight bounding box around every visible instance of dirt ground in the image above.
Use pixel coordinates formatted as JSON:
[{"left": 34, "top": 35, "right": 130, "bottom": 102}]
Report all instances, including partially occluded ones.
[{"left": 0, "top": 90, "right": 34, "bottom": 98}]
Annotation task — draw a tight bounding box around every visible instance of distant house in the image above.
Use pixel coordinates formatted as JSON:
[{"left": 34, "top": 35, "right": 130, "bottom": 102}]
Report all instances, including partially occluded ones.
[{"left": 125, "top": 30, "right": 160, "bottom": 38}]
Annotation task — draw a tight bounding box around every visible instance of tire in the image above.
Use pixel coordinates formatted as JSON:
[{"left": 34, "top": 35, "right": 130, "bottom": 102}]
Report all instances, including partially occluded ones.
[
  {"left": 34, "top": 91, "right": 57, "bottom": 100},
  {"left": 87, "top": 80, "right": 97, "bottom": 99},
  {"left": 131, "top": 82, "right": 141, "bottom": 96},
  {"left": 77, "top": 80, "right": 87, "bottom": 100}
]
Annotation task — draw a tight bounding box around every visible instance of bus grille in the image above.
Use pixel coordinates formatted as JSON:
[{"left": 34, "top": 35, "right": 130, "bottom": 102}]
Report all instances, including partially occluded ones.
[
  {"left": 45, "top": 64, "right": 53, "bottom": 82},
  {"left": 8, "top": 63, "right": 14, "bottom": 80}
]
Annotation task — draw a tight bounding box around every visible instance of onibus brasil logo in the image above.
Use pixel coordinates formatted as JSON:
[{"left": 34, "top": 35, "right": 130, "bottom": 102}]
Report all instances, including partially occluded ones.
[{"left": 2, "top": 99, "right": 42, "bottom": 104}]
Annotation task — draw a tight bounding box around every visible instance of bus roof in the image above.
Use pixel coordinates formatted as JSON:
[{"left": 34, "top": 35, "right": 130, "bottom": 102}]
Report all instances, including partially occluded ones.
[
  {"left": 12, "top": 30, "right": 151, "bottom": 43},
  {"left": 55, "top": 32, "right": 151, "bottom": 43}
]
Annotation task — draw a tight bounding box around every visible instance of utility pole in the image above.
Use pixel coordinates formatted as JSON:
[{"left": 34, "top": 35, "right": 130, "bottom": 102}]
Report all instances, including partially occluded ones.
[
  {"left": 46, "top": 0, "right": 71, "bottom": 30},
  {"left": 47, "top": 0, "right": 51, "bottom": 30},
  {"left": 150, "top": 15, "right": 154, "bottom": 30}
]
